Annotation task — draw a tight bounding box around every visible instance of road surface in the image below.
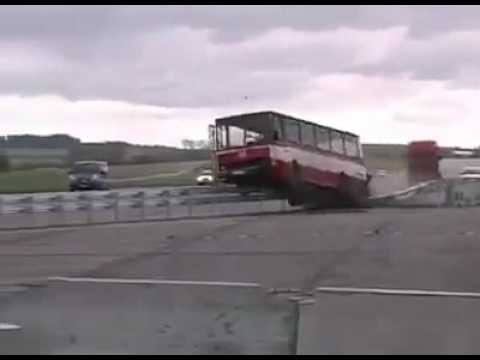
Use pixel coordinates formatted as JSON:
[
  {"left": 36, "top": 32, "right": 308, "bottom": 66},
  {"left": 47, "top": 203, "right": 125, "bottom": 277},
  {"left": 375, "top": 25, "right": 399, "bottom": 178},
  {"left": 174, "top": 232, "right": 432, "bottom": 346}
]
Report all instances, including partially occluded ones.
[{"left": 2, "top": 207, "right": 480, "bottom": 353}]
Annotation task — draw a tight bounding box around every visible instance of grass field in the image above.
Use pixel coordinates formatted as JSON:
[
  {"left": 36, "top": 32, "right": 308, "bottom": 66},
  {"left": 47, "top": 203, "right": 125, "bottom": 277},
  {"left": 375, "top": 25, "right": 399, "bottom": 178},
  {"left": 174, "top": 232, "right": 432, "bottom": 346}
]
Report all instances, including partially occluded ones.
[
  {"left": 364, "top": 157, "right": 408, "bottom": 172},
  {"left": 0, "top": 161, "right": 209, "bottom": 194},
  {"left": 363, "top": 144, "right": 408, "bottom": 173},
  {"left": 0, "top": 168, "right": 69, "bottom": 194},
  {"left": 108, "top": 161, "right": 207, "bottom": 179}
]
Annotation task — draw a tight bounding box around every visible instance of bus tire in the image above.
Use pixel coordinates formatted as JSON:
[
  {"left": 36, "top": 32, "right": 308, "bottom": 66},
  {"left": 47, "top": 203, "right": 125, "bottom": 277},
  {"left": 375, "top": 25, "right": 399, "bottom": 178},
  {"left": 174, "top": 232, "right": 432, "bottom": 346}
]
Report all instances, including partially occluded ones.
[
  {"left": 339, "top": 173, "right": 368, "bottom": 208},
  {"left": 287, "top": 162, "right": 304, "bottom": 206},
  {"left": 310, "top": 186, "right": 340, "bottom": 209}
]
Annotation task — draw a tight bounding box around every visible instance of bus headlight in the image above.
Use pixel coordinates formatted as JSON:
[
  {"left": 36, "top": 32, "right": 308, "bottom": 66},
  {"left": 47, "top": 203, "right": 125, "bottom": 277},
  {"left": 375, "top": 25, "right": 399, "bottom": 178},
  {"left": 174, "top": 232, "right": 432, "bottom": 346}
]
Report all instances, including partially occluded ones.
[
  {"left": 91, "top": 174, "right": 100, "bottom": 181},
  {"left": 69, "top": 174, "right": 77, "bottom": 181}
]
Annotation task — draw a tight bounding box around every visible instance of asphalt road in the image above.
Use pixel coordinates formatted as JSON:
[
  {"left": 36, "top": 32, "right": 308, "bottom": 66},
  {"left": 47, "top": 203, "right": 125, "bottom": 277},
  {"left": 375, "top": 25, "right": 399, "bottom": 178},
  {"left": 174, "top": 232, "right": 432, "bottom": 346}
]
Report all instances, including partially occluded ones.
[{"left": 3, "top": 207, "right": 480, "bottom": 353}]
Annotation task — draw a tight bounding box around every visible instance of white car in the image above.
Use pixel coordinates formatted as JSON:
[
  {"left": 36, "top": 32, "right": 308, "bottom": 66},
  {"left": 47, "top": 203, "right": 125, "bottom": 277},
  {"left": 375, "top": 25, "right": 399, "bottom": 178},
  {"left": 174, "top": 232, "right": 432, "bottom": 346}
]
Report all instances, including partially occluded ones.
[
  {"left": 460, "top": 167, "right": 480, "bottom": 179},
  {"left": 196, "top": 169, "right": 214, "bottom": 185}
]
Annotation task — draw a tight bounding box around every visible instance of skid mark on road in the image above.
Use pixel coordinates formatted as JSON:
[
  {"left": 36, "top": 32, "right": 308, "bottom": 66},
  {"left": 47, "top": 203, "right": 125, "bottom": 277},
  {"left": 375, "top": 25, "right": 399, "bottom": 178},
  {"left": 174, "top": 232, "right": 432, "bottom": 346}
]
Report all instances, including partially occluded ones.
[
  {"left": 301, "top": 220, "right": 397, "bottom": 291},
  {"left": 81, "top": 217, "right": 257, "bottom": 278},
  {"left": 0, "top": 228, "right": 80, "bottom": 246}
]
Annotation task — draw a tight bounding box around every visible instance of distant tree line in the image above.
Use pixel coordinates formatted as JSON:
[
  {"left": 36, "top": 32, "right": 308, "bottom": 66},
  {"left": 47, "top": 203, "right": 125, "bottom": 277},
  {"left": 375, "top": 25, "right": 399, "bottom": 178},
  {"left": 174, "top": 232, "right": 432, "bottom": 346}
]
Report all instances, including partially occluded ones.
[
  {"left": 0, "top": 134, "right": 211, "bottom": 169},
  {"left": 69, "top": 142, "right": 129, "bottom": 165},
  {"left": 0, "top": 134, "right": 81, "bottom": 149},
  {"left": 181, "top": 139, "right": 210, "bottom": 150}
]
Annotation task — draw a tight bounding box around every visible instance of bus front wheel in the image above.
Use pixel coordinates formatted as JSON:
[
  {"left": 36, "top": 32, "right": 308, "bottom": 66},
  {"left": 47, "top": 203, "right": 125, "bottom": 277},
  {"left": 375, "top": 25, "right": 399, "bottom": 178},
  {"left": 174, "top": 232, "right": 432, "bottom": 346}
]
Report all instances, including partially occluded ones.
[{"left": 287, "top": 162, "right": 305, "bottom": 206}]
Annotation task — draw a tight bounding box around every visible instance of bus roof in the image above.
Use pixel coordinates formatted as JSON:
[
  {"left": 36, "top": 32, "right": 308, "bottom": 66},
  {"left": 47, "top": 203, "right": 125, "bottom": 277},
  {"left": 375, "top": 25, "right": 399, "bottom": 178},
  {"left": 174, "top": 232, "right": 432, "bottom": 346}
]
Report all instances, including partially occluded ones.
[{"left": 215, "top": 111, "right": 359, "bottom": 138}]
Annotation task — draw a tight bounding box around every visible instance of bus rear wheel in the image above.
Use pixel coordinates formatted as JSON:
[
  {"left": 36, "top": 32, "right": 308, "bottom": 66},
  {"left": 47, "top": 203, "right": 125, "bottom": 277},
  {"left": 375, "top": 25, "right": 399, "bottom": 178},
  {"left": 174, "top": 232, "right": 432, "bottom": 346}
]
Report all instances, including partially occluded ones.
[
  {"left": 338, "top": 174, "right": 369, "bottom": 208},
  {"left": 287, "top": 162, "right": 307, "bottom": 206}
]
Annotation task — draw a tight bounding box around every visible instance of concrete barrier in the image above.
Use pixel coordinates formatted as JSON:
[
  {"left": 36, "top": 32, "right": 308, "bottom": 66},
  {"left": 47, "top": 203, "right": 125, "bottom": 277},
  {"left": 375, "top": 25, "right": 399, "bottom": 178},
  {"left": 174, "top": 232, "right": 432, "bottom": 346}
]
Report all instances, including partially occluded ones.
[
  {"left": 450, "top": 179, "right": 480, "bottom": 207},
  {"left": 298, "top": 286, "right": 480, "bottom": 354},
  {"left": 367, "top": 178, "right": 480, "bottom": 208},
  {"left": 368, "top": 180, "right": 448, "bottom": 208},
  {"left": 0, "top": 278, "right": 299, "bottom": 355}
]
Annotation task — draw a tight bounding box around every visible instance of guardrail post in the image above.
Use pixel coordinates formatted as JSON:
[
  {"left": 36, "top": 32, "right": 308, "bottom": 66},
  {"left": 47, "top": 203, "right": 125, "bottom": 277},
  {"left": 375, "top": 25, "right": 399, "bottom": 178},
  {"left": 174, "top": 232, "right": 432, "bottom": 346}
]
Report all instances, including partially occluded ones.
[
  {"left": 209, "top": 193, "right": 215, "bottom": 216},
  {"left": 165, "top": 193, "right": 171, "bottom": 219},
  {"left": 113, "top": 192, "right": 120, "bottom": 222},
  {"left": 187, "top": 190, "right": 193, "bottom": 217},
  {"left": 140, "top": 191, "right": 146, "bottom": 220},
  {"left": 55, "top": 195, "right": 65, "bottom": 226},
  {"left": 22, "top": 196, "right": 34, "bottom": 223},
  {"left": 86, "top": 195, "right": 93, "bottom": 224}
]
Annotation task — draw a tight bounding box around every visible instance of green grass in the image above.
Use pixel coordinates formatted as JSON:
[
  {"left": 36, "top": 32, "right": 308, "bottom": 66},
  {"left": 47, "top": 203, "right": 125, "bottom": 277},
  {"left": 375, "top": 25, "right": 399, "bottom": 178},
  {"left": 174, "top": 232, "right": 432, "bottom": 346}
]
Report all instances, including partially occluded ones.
[
  {"left": 108, "top": 161, "right": 209, "bottom": 188},
  {"left": 109, "top": 161, "right": 208, "bottom": 179},
  {"left": 363, "top": 144, "right": 408, "bottom": 172},
  {"left": 0, "top": 168, "right": 69, "bottom": 194},
  {"left": 0, "top": 160, "right": 210, "bottom": 194},
  {"left": 364, "top": 157, "right": 408, "bottom": 172}
]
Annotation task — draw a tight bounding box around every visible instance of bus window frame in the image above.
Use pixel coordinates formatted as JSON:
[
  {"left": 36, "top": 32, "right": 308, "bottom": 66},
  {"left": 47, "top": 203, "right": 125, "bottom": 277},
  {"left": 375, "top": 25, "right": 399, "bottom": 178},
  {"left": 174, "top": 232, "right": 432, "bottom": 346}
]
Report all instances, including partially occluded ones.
[
  {"left": 273, "top": 116, "right": 284, "bottom": 142},
  {"left": 215, "top": 112, "right": 363, "bottom": 161},
  {"left": 301, "top": 122, "right": 316, "bottom": 148},
  {"left": 216, "top": 125, "right": 228, "bottom": 150},
  {"left": 330, "top": 130, "right": 344, "bottom": 155},
  {"left": 315, "top": 126, "right": 331, "bottom": 152},
  {"left": 284, "top": 118, "right": 301, "bottom": 144},
  {"left": 344, "top": 134, "right": 360, "bottom": 158},
  {"left": 215, "top": 124, "right": 268, "bottom": 150}
]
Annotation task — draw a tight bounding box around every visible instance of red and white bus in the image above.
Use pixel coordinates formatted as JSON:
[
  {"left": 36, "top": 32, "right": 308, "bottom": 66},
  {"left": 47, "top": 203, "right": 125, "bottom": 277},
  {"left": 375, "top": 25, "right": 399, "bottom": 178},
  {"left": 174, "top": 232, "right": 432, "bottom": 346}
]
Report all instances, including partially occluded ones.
[{"left": 213, "top": 111, "right": 370, "bottom": 207}]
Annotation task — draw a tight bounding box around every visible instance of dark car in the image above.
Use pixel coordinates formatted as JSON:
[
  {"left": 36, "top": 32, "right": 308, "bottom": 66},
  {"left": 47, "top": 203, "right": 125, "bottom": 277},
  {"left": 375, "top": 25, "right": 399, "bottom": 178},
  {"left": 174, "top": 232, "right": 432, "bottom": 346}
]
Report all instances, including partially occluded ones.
[{"left": 69, "top": 161, "right": 110, "bottom": 191}]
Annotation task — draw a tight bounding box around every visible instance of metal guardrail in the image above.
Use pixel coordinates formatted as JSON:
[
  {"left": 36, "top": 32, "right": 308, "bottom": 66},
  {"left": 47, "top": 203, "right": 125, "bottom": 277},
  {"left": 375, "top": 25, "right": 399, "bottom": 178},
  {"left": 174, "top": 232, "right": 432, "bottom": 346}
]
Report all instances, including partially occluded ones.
[
  {"left": 0, "top": 187, "right": 291, "bottom": 229},
  {"left": 4, "top": 179, "right": 480, "bottom": 230}
]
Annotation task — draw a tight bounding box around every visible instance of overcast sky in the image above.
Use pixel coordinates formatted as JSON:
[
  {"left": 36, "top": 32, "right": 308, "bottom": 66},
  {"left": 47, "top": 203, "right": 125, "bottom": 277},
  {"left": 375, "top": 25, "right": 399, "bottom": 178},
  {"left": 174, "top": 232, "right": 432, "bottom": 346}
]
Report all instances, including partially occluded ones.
[{"left": 3, "top": 5, "right": 480, "bottom": 147}]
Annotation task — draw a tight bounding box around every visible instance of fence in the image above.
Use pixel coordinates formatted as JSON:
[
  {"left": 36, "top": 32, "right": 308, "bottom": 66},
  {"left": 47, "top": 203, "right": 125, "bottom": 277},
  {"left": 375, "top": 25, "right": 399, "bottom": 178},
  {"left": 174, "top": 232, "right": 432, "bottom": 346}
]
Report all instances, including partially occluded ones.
[
  {"left": 0, "top": 187, "right": 292, "bottom": 229},
  {"left": 369, "top": 178, "right": 480, "bottom": 208}
]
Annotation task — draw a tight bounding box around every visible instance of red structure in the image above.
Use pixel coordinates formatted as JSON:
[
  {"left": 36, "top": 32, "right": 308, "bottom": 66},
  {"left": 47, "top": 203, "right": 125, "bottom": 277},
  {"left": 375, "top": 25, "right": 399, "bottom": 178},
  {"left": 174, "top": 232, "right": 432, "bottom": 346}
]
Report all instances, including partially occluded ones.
[{"left": 407, "top": 141, "right": 441, "bottom": 185}]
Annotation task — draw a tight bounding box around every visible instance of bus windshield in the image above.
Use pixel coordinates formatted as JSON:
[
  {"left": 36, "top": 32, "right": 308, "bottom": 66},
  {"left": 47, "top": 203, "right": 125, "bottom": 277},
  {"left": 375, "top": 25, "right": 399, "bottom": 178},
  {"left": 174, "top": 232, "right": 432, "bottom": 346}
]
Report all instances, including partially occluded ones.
[{"left": 216, "top": 125, "right": 266, "bottom": 149}]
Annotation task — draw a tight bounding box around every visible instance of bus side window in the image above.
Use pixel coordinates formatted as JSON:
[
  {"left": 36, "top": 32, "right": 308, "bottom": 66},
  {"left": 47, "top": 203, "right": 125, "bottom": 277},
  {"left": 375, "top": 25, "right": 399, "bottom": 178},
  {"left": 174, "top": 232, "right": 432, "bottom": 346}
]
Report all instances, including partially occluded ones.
[
  {"left": 273, "top": 117, "right": 283, "bottom": 141},
  {"left": 345, "top": 135, "right": 359, "bottom": 157},
  {"left": 357, "top": 139, "right": 363, "bottom": 158},
  {"left": 301, "top": 123, "right": 315, "bottom": 147},
  {"left": 331, "top": 131, "right": 344, "bottom": 154},
  {"left": 273, "top": 131, "right": 279, "bottom": 141},
  {"left": 216, "top": 126, "right": 227, "bottom": 150},
  {"left": 285, "top": 119, "right": 300, "bottom": 144},
  {"left": 316, "top": 127, "right": 330, "bottom": 151},
  {"left": 229, "top": 126, "right": 245, "bottom": 147}
]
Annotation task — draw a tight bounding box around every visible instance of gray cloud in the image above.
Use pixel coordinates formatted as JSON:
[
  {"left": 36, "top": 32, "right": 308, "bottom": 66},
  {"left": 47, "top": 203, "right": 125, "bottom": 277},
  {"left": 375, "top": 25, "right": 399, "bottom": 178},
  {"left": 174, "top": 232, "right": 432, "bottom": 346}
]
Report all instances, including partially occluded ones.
[
  {"left": 3, "top": 6, "right": 480, "bottom": 43},
  {"left": 2, "top": 5, "right": 480, "bottom": 108}
]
